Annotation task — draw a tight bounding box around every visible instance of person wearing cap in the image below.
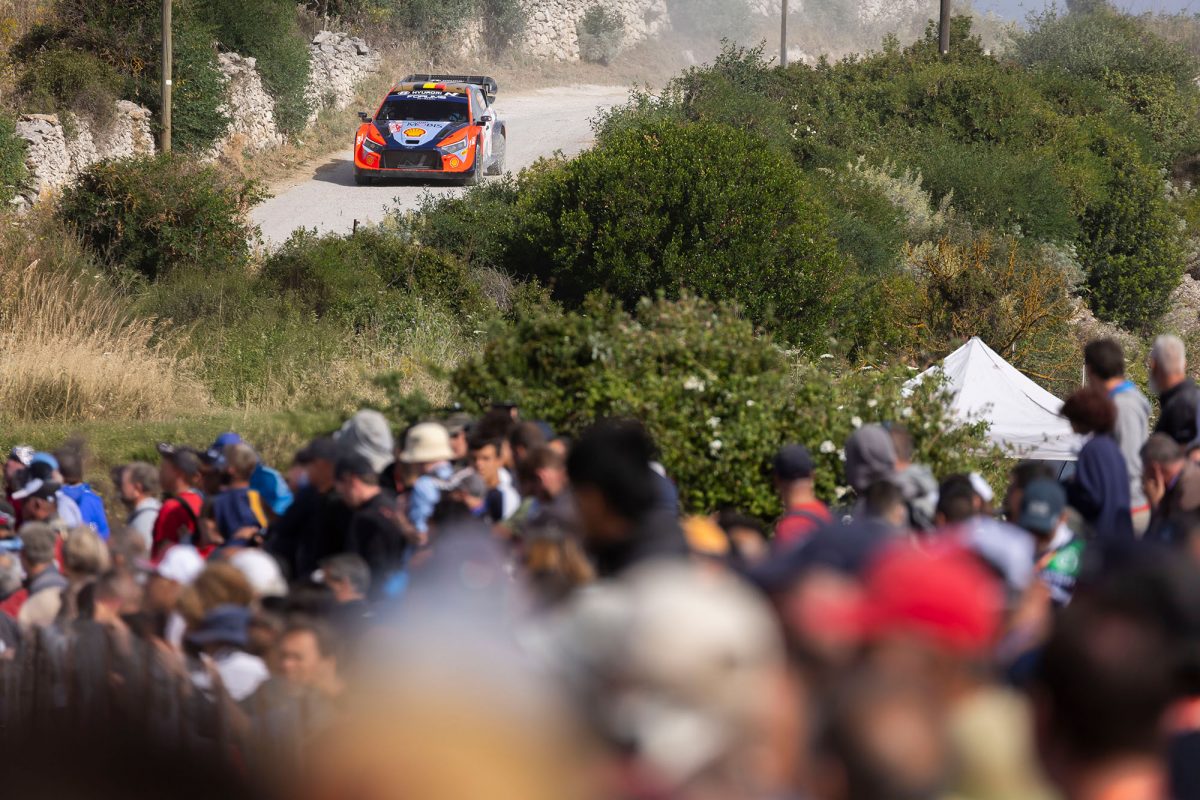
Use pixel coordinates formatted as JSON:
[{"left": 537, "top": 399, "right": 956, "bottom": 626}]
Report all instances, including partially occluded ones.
[
  {"left": 772, "top": 444, "right": 831, "bottom": 550},
  {"left": 335, "top": 409, "right": 396, "bottom": 476},
  {"left": 1061, "top": 388, "right": 1133, "bottom": 541},
  {"left": 20, "top": 455, "right": 84, "bottom": 530},
  {"left": 152, "top": 444, "right": 205, "bottom": 560},
  {"left": 12, "top": 472, "right": 63, "bottom": 528},
  {"left": 265, "top": 436, "right": 352, "bottom": 581},
  {"left": 16, "top": 522, "right": 68, "bottom": 631},
  {"left": 146, "top": 543, "right": 205, "bottom": 649},
  {"left": 208, "top": 432, "right": 294, "bottom": 519},
  {"left": 398, "top": 422, "right": 456, "bottom": 543},
  {"left": 1017, "top": 479, "right": 1080, "bottom": 607},
  {"left": 186, "top": 604, "right": 270, "bottom": 702},
  {"left": 444, "top": 412, "right": 474, "bottom": 466},
  {"left": 336, "top": 453, "right": 411, "bottom": 599},
  {"left": 207, "top": 443, "right": 269, "bottom": 549}
]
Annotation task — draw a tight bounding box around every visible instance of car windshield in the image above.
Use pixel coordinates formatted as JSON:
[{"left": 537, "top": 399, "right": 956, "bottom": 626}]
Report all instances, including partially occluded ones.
[{"left": 376, "top": 97, "right": 468, "bottom": 123}]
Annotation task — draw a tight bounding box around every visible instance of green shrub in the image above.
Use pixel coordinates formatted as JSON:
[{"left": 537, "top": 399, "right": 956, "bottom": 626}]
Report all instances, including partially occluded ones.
[
  {"left": 481, "top": 0, "right": 526, "bottom": 54},
  {"left": 59, "top": 154, "right": 264, "bottom": 282},
  {"left": 452, "top": 294, "right": 995, "bottom": 516},
  {"left": 195, "top": 0, "right": 312, "bottom": 137},
  {"left": 398, "top": 175, "right": 522, "bottom": 273},
  {"left": 259, "top": 228, "right": 492, "bottom": 331},
  {"left": 504, "top": 119, "right": 851, "bottom": 351},
  {"left": 13, "top": 0, "right": 229, "bottom": 152},
  {"left": 17, "top": 49, "right": 124, "bottom": 125},
  {"left": 0, "top": 114, "right": 27, "bottom": 205},
  {"left": 577, "top": 6, "right": 623, "bottom": 65}
]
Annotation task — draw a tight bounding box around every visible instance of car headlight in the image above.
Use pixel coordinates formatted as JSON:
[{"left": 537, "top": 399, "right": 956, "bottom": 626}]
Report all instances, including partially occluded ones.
[{"left": 439, "top": 138, "right": 469, "bottom": 155}]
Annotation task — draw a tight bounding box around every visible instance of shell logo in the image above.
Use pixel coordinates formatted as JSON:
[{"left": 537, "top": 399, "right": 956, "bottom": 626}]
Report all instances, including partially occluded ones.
[{"left": 403, "top": 127, "right": 425, "bottom": 137}]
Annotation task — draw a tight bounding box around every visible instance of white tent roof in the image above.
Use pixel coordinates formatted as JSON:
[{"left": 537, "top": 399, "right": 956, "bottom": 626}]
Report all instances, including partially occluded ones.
[{"left": 904, "top": 337, "right": 1083, "bottom": 462}]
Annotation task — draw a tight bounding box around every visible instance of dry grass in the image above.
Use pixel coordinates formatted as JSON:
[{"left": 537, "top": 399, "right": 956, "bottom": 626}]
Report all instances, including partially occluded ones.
[{"left": 0, "top": 215, "right": 204, "bottom": 422}]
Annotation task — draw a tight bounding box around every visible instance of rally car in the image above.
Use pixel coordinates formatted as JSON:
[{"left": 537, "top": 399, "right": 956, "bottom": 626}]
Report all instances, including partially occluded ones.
[{"left": 353, "top": 73, "right": 506, "bottom": 186}]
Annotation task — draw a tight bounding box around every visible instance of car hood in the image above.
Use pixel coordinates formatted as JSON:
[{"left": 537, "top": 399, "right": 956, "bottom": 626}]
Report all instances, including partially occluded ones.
[{"left": 376, "top": 119, "right": 466, "bottom": 147}]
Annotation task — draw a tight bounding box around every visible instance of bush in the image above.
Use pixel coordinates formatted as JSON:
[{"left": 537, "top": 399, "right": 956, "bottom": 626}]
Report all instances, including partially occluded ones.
[
  {"left": 386, "top": 0, "right": 524, "bottom": 57},
  {"left": 17, "top": 48, "right": 124, "bottom": 125},
  {"left": 58, "top": 154, "right": 265, "bottom": 282},
  {"left": 0, "top": 114, "right": 27, "bottom": 205},
  {"left": 452, "top": 295, "right": 995, "bottom": 516},
  {"left": 195, "top": 0, "right": 313, "bottom": 137},
  {"left": 577, "top": 6, "right": 623, "bottom": 65},
  {"left": 503, "top": 119, "right": 851, "bottom": 351},
  {"left": 13, "top": 0, "right": 229, "bottom": 152}
]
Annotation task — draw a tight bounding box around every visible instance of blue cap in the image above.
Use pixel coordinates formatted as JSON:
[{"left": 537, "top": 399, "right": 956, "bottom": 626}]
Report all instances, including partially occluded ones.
[
  {"left": 185, "top": 604, "right": 251, "bottom": 648},
  {"left": 30, "top": 452, "right": 59, "bottom": 472},
  {"left": 211, "top": 432, "right": 243, "bottom": 450},
  {"left": 1019, "top": 479, "right": 1067, "bottom": 536}
]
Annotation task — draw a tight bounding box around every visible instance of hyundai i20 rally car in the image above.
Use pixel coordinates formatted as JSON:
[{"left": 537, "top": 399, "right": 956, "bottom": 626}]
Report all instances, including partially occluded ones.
[{"left": 353, "top": 74, "right": 506, "bottom": 185}]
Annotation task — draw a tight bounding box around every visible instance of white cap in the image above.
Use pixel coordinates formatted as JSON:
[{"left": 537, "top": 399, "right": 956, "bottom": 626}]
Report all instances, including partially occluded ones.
[
  {"left": 229, "top": 548, "right": 288, "bottom": 598},
  {"left": 398, "top": 422, "right": 455, "bottom": 464},
  {"left": 155, "top": 544, "right": 204, "bottom": 585},
  {"left": 969, "top": 472, "right": 995, "bottom": 504}
]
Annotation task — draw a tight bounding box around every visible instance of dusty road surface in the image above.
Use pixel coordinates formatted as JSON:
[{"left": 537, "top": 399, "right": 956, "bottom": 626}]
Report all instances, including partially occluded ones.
[{"left": 252, "top": 84, "right": 629, "bottom": 247}]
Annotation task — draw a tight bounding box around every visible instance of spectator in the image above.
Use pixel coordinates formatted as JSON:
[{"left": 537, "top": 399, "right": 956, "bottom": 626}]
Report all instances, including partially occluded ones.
[
  {"left": 935, "top": 475, "right": 978, "bottom": 528},
  {"left": 509, "top": 421, "right": 549, "bottom": 468},
  {"left": 208, "top": 443, "right": 269, "bottom": 548},
  {"left": 228, "top": 549, "right": 288, "bottom": 602},
  {"left": 1034, "top": 589, "right": 1176, "bottom": 800},
  {"left": 336, "top": 454, "right": 411, "bottom": 599},
  {"left": 186, "top": 604, "right": 270, "bottom": 702},
  {"left": 1150, "top": 334, "right": 1200, "bottom": 446},
  {"left": 144, "top": 543, "right": 205, "bottom": 649},
  {"left": 0, "top": 549, "right": 26, "bottom": 620},
  {"left": 772, "top": 444, "right": 831, "bottom": 549},
  {"left": 319, "top": 553, "right": 372, "bottom": 633},
  {"left": 860, "top": 479, "right": 910, "bottom": 532},
  {"left": 1142, "top": 433, "right": 1200, "bottom": 544},
  {"left": 153, "top": 444, "right": 205, "bottom": 560},
  {"left": 397, "top": 422, "right": 456, "bottom": 542},
  {"left": 1085, "top": 338, "right": 1152, "bottom": 532},
  {"left": 12, "top": 473, "right": 64, "bottom": 530},
  {"left": 335, "top": 409, "right": 395, "bottom": 475},
  {"left": 444, "top": 412, "right": 474, "bottom": 466},
  {"left": 207, "top": 432, "right": 294, "bottom": 519},
  {"left": 54, "top": 447, "right": 109, "bottom": 539},
  {"left": 1016, "top": 479, "right": 1081, "bottom": 606},
  {"left": 16, "top": 522, "right": 67, "bottom": 630},
  {"left": 28, "top": 452, "right": 85, "bottom": 529},
  {"left": 716, "top": 510, "right": 770, "bottom": 567},
  {"left": 276, "top": 618, "right": 345, "bottom": 701},
  {"left": 1060, "top": 388, "right": 1133, "bottom": 541},
  {"left": 469, "top": 435, "right": 520, "bottom": 522},
  {"left": 0, "top": 499, "right": 16, "bottom": 553},
  {"left": 118, "top": 461, "right": 161, "bottom": 555},
  {"left": 844, "top": 424, "right": 898, "bottom": 495},
  {"left": 887, "top": 423, "right": 938, "bottom": 532},
  {"left": 566, "top": 420, "right": 687, "bottom": 578},
  {"left": 266, "top": 436, "right": 352, "bottom": 582}
]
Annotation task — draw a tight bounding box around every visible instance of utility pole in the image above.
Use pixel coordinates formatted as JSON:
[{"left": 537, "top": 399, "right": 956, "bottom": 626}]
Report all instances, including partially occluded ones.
[
  {"left": 939, "top": 0, "right": 951, "bottom": 56},
  {"left": 161, "top": 0, "right": 172, "bottom": 153},
  {"left": 780, "top": 0, "right": 789, "bottom": 67}
]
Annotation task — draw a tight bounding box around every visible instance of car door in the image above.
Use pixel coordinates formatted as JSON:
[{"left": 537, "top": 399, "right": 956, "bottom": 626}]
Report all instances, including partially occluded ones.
[{"left": 472, "top": 87, "right": 493, "bottom": 167}]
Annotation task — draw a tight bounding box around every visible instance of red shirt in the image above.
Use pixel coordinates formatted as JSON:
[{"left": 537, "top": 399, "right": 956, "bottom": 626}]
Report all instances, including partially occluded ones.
[
  {"left": 151, "top": 490, "right": 204, "bottom": 560},
  {"left": 0, "top": 587, "right": 27, "bottom": 619},
  {"left": 774, "top": 500, "right": 832, "bottom": 549}
]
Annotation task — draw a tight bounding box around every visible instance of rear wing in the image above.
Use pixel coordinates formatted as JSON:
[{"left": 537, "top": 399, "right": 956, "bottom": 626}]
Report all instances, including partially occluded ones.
[{"left": 403, "top": 73, "right": 498, "bottom": 103}]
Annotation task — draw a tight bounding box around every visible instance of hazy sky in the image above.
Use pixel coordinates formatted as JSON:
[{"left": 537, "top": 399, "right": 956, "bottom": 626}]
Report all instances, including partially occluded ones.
[{"left": 974, "top": 0, "right": 1199, "bottom": 19}]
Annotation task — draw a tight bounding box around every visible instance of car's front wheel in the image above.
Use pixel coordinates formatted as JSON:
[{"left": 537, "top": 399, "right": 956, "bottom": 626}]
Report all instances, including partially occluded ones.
[
  {"left": 464, "top": 139, "right": 486, "bottom": 186},
  {"left": 487, "top": 134, "right": 506, "bottom": 176}
]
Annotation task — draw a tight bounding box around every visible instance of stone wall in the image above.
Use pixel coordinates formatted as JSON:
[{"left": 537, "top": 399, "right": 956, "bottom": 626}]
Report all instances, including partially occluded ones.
[
  {"left": 13, "top": 101, "right": 155, "bottom": 208},
  {"left": 214, "top": 52, "right": 284, "bottom": 154},
  {"left": 306, "top": 31, "right": 381, "bottom": 123},
  {"left": 522, "top": 0, "right": 669, "bottom": 61}
]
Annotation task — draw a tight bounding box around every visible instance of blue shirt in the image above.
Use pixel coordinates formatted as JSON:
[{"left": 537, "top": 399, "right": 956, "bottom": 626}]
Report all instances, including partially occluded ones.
[
  {"left": 251, "top": 464, "right": 293, "bottom": 517},
  {"left": 60, "top": 483, "right": 110, "bottom": 539},
  {"left": 409, "top": 463, "right": 454, "bottom": 534},
  {"left": 1065, "top": 433, "right": 1134, "bottom": 541},
  {"left": 212, "top": 487, "right": 269, "bottom": 544}
]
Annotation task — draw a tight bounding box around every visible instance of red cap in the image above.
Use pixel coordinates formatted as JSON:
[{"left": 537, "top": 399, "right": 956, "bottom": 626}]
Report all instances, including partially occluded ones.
[{"left": 860, "top": 541, "right": 1003, "bottom": 655}]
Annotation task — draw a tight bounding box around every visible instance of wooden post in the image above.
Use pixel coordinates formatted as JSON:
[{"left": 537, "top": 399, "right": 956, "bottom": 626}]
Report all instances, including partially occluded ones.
[
  {"left": 161, "top": 0, "right": 173, "bottom": 152},
  {"left": 939, "top": 0, "right": 951, "bottom": 56},
  {"left": 780, "top": 0, "right": 789, "bottom": 67}
]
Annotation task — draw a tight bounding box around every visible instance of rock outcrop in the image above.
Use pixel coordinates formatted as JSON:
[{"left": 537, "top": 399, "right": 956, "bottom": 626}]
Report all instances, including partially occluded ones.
[{"left": 521, "top": 0, "right": 670, "bottom": 61}]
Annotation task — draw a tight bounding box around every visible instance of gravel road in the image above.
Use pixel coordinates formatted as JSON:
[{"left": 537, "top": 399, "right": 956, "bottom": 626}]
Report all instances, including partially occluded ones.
[{"left": 251, "top": 84, "right": 630, "bottom": 247}]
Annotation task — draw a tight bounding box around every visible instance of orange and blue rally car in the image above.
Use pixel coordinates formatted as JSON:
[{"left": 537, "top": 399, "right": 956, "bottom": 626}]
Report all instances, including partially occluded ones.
[{"left": 353, "top": 73, "right": 506, "bottom": 186}]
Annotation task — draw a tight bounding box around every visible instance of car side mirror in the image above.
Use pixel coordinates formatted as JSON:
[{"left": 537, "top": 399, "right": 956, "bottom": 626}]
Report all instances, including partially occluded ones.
[
  {"left": 358, "top": 112, "right": 372, "bottom": 122},
  {"left": 478, "top": 112, "right": 493, "bottom": 124}
]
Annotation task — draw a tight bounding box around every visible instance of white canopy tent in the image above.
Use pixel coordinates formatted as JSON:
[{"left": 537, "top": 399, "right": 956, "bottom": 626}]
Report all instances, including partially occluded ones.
[{"left": 904, "top": 337, "right": 1083, "bottom": 462}]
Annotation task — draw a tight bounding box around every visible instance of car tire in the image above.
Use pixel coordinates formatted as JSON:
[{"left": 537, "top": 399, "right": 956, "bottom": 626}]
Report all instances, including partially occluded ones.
[
  {"left": 487, "top": 134, "right": 506, "bottom": 176},
  {"left": 465, "top": 138, "right": 486, "bottom": 186},
  {"left": 354, "top": 172, "right": 374, "bottom": 186}
]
